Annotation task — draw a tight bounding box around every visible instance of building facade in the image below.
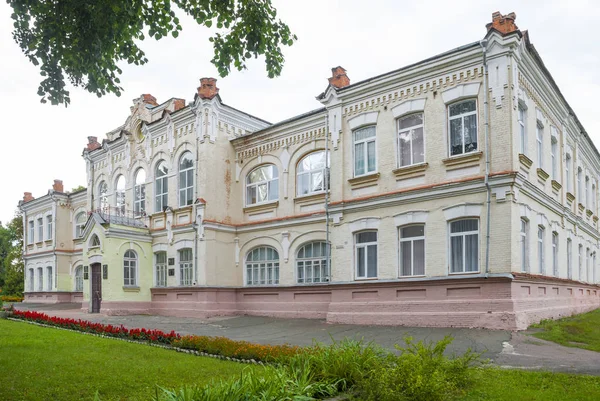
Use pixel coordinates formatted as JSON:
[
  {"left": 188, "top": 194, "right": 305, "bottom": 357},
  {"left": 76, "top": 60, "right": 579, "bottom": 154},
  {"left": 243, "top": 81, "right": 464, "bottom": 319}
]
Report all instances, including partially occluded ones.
[{"left": 20, "top": 12, "right": 600, "bottom": 329}]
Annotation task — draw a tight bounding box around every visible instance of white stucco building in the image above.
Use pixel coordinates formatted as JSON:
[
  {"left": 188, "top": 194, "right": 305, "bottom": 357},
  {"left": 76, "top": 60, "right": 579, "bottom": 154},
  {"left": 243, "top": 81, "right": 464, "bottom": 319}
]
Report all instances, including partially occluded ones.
[{"left": 20, "top": 12, "right": 600, "bottom": 329}]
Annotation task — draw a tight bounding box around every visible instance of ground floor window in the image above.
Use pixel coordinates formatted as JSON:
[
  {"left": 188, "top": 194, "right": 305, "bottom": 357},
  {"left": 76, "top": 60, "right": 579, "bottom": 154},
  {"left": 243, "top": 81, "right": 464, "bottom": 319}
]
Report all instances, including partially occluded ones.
[
  {"left": 246, "top": 246, "right": 280, "bottom": 285},
  {"left": 155, "top": 251, "right": 167, "bottom": 287},
  {"left": 124, "top": 250, "right": 137, "bottom": 286},
  {"left": 179, "top": 248, "right": 193, "bottom": 286},
  {"left": 399, "top": 225, "right": 425, "bottom": 276},
  {"left": 46, "top": 266, "right": 52, "bottom": 291},
  {"left": 75, "top": 266, "right": 83, "bottom": 291},
  {"left": 520, "top": 219, "right": 529, "bottom": 272},
  {"left": 355, "top": 231, "right": 378, "bottom": 279},
  {"left": 29, "top": 269, "right": 34, "bottom": 292},
  {"left": 449, "top": 219, "right": 479, "bottom": 273},
  {"left": 37, "top": 268, "right": 43, "bottom": 291},
  {"left": 297, "top": 241, "right": 329, "bottom": 283}
]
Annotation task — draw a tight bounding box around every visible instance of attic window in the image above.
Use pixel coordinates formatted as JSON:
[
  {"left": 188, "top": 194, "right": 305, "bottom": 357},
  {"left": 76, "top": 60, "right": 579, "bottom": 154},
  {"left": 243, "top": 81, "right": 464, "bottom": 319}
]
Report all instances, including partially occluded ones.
[{"left": 89, "top": 234, "right": 101, "bottom": 248}]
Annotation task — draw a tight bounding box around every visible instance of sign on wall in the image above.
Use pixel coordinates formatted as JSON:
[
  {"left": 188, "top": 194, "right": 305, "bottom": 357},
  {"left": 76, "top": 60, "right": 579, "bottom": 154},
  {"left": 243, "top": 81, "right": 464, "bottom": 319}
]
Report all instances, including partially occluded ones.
[{"left": 102, "top": 265, "right": 108, "bottom": 280}]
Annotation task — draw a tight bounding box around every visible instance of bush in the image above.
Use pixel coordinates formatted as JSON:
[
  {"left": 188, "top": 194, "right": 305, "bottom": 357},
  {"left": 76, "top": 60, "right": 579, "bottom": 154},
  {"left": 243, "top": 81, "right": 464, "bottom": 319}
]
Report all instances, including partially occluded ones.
[
  {"left": 1, "top": 295, "right": 24, "bottom": 303},
  {"left": 355, "top": 336, "right": 481, "bottom": 401}
]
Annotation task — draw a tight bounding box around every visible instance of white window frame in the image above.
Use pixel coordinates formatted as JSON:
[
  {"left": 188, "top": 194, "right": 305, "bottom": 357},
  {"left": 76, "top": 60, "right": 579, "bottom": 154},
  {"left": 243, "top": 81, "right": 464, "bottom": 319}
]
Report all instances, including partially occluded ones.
[
  {"left": 245, "top": 246, "right": 280, "bottom": 286},
  {"left": 296, "top": 241, "right": 330, "bottom": 284},
  {"left": 397, "top": 113, "right": 425, "bottom": 168},
  {"left": 565, "top": 154, "right": 572, "bottom": 193},
  {"left": 552, "top": 232, "right": 558, "bottom": 277},
  {"left": 245, "top": 164, "right": 279, "bottom": 206},
  {"left": 354, "top": 231, "right": 378, "bottom": 279},
  {"left": 46, "top": 215, "right": 53, "bottom": 241},
  {"left": 296, "top": 151, "right": 329, "bottom": 197},
  {"left": 352, "top": 126, "right": 377, "bottom": 177},
  {"left": 579, "top": 244, "right": 583, "bottom": 280},
  {"left": 155, "top": 251, "right": 167, "bottom": 287},
  {"left": 115, "top": 175, "right": 126, "bottom": 215},
  {"left": 448, "top": 219, "right": 480, "bottom": 274},
  {"left": 28, "top": 220, "right": 34, "bottom": 244},
  {"left": 74, "top": 265, "right": 83, "bottom": 292},
  {"left": 518, "top": 105, "right": 527, "bottom": 155},
  {"left": 28, "top": 268, "right": 34, "bottom": 292},
  {"left": 536, "top": 120, "right": 544, "bottom": 169},
  {"left": 37, "top": 217, "right": 43, "bottom": 243},
  {"left": 37, "top": 267, "right": 43, "bottom": 291},
  {"left": 586, "top": 176, "right": 590, "bottom": 209},
  {"left": 89, "top": 234, "right": 101, "bottom": 249},
  {"left": 155, "top": 161, "right": 169, "bottom": 213},
  {"left": 399, "top": 224, "right": 425, "bottom": 277},
  {"left": 46, "top": 266, "right": 52, "bottom": 291},
  {"left": 551, "top": 137, "right": 558, "bottom": 180},
  {"left": 178, "top": 152, "right": 194, "bottom": 207},
  {"left": 586, "top": 248, "right": 591, "bottom": 282},
  {"left": 567, "top": 238, "right": 573, "bottom": 280},
  {"left": 538, "top": 226, "right": 545, "bottom": 275},
  {"left": 520, "top": 218, "right": 529, "bottom": 273},
  {"left": 577, "top": 168, "right": 583, "bottom": 202},
  {"left": 179, "top": 248, "right": 193, "bottom": 286},
  {"left": 134, "top": 168, "right": 146, "bottom": 217},
  {"left": 123, "top": 249, "right": 137, "bottom": 287},
  {"left": 98, "top": 181, "right": 108, "bottom": 211},
  {"left": 447, "top": 99, "right": 478, "bottom": 157}
]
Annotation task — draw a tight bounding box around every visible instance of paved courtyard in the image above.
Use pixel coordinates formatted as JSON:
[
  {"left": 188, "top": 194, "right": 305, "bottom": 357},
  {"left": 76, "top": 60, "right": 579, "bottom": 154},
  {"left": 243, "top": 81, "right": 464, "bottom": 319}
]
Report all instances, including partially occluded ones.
[{"left": 13, "top": 303, "right": 600, "bottom": 375}]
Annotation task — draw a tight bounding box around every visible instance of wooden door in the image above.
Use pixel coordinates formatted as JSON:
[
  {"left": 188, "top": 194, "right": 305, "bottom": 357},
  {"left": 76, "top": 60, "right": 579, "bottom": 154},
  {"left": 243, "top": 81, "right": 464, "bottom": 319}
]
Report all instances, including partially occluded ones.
[{"left": 91, "top": 264, "right": 102, "bottom": 313}]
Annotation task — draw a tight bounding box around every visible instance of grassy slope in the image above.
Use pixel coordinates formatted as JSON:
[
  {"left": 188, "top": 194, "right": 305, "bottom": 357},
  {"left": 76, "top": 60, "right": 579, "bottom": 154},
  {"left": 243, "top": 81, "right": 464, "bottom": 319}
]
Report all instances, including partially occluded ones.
[
  {"left": 530, "top": 308, "right": 600, "bottom": 352},
  {"left": 0, "top": 319, "right": 251, "bottom": 401}
]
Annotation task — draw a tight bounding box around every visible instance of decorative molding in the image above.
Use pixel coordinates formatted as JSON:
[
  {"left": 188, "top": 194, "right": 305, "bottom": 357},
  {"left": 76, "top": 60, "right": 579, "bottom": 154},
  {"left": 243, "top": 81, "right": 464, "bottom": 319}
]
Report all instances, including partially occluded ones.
[
  {"left": 281, "top": 231, "right": 290, "bottom": 262},
  {"left": 536, "top": 168, "right": 549, "bottom": 182},
  {"left": 294, "top": 192, "right": 326, "bottom": 205},
  {"left": 235, "top": 127, "right": 326, "bottom": 162},
  {"left": 518, "top": 153, "right": 533, "bottom": 169},
  {"left": 578, "top": 203, "right": 585, "bottom": 213},
  {"left": 392, "top": 163, "right": 428, "bottom": 180},
  {"left": 566, "top": 192, "right": 575, "bottom": 204},
  {"left": 347, "top": 111, "right": 379, "bottom": 130},
  {"left": 586, "top": 209, "right": 594, "bottom": 218},
  {"left": 243, "top": 201, "right": 279, "bottom": 214},
  {"left": 393, "top": 211, "right": 428, "bottom": 227},
  {"left": 348, "top": 173, "right": 380, "bottom": 189},
  {"left": 442, "top": 152, "right": 482, "bottom": 171},
  {"left": 551, "top": 180, "right": 562, "bottom": 192},
  {"left": 348, "top": 217, "right": 381, "bottom": 233},
  {"left": 441, "top": 82, "right": 481, "bottom": 104},
  {"left": 443, "top": 203, "right": 483, "bottom": 221},
  {"left": 391, "top": 98, "right": 427, "bottom": 119}
]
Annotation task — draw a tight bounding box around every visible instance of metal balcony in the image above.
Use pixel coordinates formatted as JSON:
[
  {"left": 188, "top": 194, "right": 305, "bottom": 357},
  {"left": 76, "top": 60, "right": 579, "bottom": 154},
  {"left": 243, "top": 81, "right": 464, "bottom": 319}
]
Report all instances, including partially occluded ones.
[{"left": 92, "top": 207, "right": 148, "bottom": 228}]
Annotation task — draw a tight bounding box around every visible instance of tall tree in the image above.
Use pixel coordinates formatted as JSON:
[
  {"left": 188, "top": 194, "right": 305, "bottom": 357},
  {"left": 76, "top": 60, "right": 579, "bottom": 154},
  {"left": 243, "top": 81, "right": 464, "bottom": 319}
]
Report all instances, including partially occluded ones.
[
  {"left": 0, "top": 212, "right": 24, "bottom": 296},
  {"left": 7, "top": 0, "right": 296, "bottom": 105}
]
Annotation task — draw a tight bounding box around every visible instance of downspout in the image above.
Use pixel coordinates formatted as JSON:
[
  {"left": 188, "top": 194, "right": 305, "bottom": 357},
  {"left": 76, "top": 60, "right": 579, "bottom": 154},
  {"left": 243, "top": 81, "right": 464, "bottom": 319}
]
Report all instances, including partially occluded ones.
[
  {"left": 193, "top": 112, "right": 200, "bottom": 285},
  {"left": 480, "top": 39, "right": 491, "bottom": 276},
  {"left": 324, "top": 113, "right": 331, "bottom": 281}
]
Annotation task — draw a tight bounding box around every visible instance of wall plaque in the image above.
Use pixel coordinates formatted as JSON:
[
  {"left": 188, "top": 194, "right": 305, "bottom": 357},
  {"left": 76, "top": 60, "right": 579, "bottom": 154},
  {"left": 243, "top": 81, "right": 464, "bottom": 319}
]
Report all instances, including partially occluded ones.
[{"left": 102, "top": 264, "right": 108, "bottom": 279}]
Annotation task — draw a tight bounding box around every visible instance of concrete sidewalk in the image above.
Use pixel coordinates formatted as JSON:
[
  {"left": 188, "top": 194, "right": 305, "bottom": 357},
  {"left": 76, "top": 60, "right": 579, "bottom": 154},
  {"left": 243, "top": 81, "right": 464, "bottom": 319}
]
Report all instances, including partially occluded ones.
[{"left": 13, "top": 303, "right": 600, "bottom": 375}]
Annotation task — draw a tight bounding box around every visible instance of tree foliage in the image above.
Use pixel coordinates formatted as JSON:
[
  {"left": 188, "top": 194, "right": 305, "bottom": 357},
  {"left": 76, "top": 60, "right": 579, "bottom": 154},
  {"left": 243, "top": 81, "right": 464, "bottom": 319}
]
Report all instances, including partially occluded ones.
[
  {"left": 0, "top": 211, "right": 24, "bottom": 296},
  {"left": 7, "top": 0, "right": 296, "bottom": 105}
]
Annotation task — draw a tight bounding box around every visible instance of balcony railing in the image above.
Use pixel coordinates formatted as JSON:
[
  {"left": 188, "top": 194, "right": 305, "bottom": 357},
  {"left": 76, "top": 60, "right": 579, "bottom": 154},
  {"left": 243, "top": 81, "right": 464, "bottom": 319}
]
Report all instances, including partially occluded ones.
[{"left": 92, "top": 207, "right": 148, "bottom": 228}]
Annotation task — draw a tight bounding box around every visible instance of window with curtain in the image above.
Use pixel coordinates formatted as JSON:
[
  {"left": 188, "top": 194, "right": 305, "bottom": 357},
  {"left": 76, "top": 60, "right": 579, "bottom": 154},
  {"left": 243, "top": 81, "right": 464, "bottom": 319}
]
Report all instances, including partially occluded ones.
[
  {"left": 115, "top": 175, "right": 126, "bottom": 215},
  {"left": 179, "top": 152, "right": 194, "bottom": 207},
  {"left": 566, "top": 154, "right": 572, "bottom": 193},
  {"left": 46, "top": 215, "right": 53, "bottom": 240},
  {"left": 518, "top": 105, "right": 527, "bottom": 155},
  {"left": 449, "top": 219, "right": 479, "bottom": 273},
  {"left": 155, "top": 161, "right": 169, "bottom": 212},
  {"left": 353, "top": 126, "right": 376, "bottom": 176},
  {"left": 567, "top": 239, "right": 572, "bottom": 280},
  {"left": 296, "top": 241, "right": 329, "bottom": 283},
  {"left": 448, "top": 100, "right": 477, "bottom": 156},
  {"left": 37, "top": 267, "right": 43, "bottom": 291},
  {"left": 399, "top": 225, "right": 425, "bottom": 276},
  {"left": 75, "top": 212, "right": 86, "bottom": 238},
  {"left": 179, "top": 248, "right": 193, "bottom": 286},
  {"left": 98, "top": 181, "right": 108, "bottom": 211},
  {"left": 246, "top": 246, "right": 279, "bottom": 285},
  {"left": 246, "top": 165, "right": 279, "bottom": 205},
  {"left": 551, "top": 137, "right": 558, "bottom": 180},
  {"left": 538, "top": 226, "right": 545, "bottom": 275},
  {"left": 536, "top": 120, "right": 544, "bottom": 168},
  {"left": 46, "top": 266, "right": 52, "bottom": 291},
  {"left": 397, "top": 113, "right": 424, "bottom": 167},
  {"left": 355, "top": 231, "right": 378, "bottom": 279},
  {"left": 123, "top": 250, "right": 137, "bottom": 286},
  {"left": 155, "top": 251, "right": 167, "bottom": 287},
  {"left": 134, "top": 168, "right": 146, "bottom": 216},
  {"left": 75, "top": 265, "right": 83, "bottom": 291},
  {"left": 297, "top": 151, "right": 329, "bottom": 196},
  {"left": 552, "top": 232, "right": 558, "bottom": 276},
  {"left": 520, "top": 219, "right": 529, "bottom": 272}
]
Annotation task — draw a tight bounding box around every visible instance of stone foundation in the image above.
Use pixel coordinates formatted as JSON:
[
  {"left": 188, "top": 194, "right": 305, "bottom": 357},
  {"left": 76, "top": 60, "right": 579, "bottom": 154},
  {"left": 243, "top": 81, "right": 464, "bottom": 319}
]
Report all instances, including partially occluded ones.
[{"left": 24, "top": 291, "right": 82, "bottom": 304}]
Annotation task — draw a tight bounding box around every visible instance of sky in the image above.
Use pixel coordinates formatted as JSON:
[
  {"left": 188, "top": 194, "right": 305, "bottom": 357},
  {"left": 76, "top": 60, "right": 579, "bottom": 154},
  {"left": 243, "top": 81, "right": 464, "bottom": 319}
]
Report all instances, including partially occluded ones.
[{"left": 0, "top": 0, "right": 599, "bottom": 225}]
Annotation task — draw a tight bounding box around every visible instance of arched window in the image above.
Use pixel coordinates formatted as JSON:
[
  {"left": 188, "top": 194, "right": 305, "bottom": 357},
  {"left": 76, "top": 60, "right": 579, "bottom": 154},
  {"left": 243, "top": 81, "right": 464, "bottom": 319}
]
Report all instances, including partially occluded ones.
[
  {"left": 74, "top": 265, "right": 83, "bottom": 291},
  {"left": 134, "top": 169, "right": 146, "bottom": 216},
  {"left": 155, "top": 161, "right": 169, "bottom": 212},
  {"left": 98, "top": 181, "right": 108, "bottom": 211},
  {"left": 124, "top": 250, "right": 137, "bottom": 286},
  {"left": 115, "top": 175, "right": 126, "bottom": 215},
  {"left": 75, "top": 212, "right": 87, "bottom": 238},
  {"left": 246, "top": 246, "right": 279, "bottom": 285},
  {"left": 28, "top": 268, "right": 34, "bottom": 292},
  {"left": 37, "top": 267, "right": 43, "bottom": 291},
  {"left": 246, "top": 165, "right": 278, "bottom": 206},
  {"left": 297, "top": 151, "right": 329, "bottom": 196},
  {"left": 297, "top": 241, "right": 330, "bottom": 283},
  {"left": 179, "top": 248, "right": 193, "bottom": 286},
  {"left": 179, "top": 152, "right": 194, "bottom": 207},
  {"left": 46, "top": 266, "right": 52, "bottom": 291},
  {"left": 89, "top": 234, "right": 100, "bottom": 248},
  {"left": 155, "top": 252, "right": 167, "bottom": 287}
]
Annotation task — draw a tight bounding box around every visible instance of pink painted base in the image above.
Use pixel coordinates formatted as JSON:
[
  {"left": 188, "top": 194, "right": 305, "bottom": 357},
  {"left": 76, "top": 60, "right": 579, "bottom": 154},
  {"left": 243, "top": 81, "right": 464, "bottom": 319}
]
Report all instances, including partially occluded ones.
[{"left": 24, "top": 292, "right": 81, "bottom": 304}]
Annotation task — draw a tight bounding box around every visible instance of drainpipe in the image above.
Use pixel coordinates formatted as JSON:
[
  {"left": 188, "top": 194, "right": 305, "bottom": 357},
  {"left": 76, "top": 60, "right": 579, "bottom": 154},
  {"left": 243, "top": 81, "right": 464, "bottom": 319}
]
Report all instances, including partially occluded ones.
[
  {"left": 324, "top": 113, "right": 331, "bottom": 281},
  {"left": 193, "top": 111, "right": 200, "bottom": 285},
  {"left": 480, "top": 39, "right": 491, "bottom": 276}
]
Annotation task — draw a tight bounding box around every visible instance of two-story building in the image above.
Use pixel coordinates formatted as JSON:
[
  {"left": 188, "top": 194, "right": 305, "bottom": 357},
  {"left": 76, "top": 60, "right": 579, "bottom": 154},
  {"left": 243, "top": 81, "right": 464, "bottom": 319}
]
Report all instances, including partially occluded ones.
[{"left": 20, "top": 12, "right": 600, "bottom": 329}]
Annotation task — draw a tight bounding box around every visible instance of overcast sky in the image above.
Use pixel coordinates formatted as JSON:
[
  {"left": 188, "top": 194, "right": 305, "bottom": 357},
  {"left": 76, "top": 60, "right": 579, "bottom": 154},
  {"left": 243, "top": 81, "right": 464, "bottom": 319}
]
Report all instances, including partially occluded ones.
[{"left": 0, "top": 0, "right": 598, "bottom": 225}]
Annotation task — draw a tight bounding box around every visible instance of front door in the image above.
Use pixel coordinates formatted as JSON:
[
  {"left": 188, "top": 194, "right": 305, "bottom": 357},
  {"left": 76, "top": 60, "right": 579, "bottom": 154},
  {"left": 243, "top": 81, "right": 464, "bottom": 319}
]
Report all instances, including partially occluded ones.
[{"left": 91, "top": 264, "right": 102, "bottom": 313}]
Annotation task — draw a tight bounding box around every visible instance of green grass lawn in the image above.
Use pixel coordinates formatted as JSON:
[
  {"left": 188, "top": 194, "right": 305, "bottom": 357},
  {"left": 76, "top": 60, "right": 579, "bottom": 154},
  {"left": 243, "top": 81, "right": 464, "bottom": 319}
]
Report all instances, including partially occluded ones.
[
  {"left": 0, "top": 319, "right": 253, "bottom": 401},
  {"left": 529, "top": 308, "right": 600, "bottom": 352}
]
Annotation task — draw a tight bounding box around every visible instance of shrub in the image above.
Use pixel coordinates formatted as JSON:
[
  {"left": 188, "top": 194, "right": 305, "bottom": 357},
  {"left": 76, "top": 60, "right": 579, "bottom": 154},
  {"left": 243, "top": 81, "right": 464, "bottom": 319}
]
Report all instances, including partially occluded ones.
[
  {"left": 1, "top": 295, "right": 24, "bottom": 303},
  {"left": 355, "top": 336, "right": 481, "bottom": 401}
]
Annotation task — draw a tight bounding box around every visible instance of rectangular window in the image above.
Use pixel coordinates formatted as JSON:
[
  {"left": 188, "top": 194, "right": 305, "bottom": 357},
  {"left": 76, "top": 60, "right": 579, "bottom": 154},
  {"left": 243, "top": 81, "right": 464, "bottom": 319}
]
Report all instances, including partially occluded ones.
[
  {"left": 586, "top": 248, "right": 590, "bottom": 282},
  {"left": 538, "top": 226, "right": 545, "bottom": 275},
  {"left": 124, "top": 257, "right": 137, "bottom": 286},
  {"left": 37, "top": 218, "right": 43, "bottom": 242},
  {"left": 353, "top": 126, "right": 376, "bottom": 176},
  {"left": 552, "top": 232, "right": 558, "bottom": 277},
  {"left": 399, "top": 225, "right": 425, "bottom": 276},
  {"left": 536, "top": 121, "right": 544, "bottom": 168},
  {"left": 37, "top": 268, "right": 43, "bottom": 291},
  {"left": 551, "top": 138, "right": 558, "bottom": 180},
  {"left": 520, "top": 219, "right": 529, "bottom": 272},
  {"left": 578, "top": 169, "right": 582, "bottom": 201},
  {"left": 449, "top": 219, "right": 479, "bottom": 273},
  {"left": 567, "top": 239, "right": 572, "bottom": 280},
  {"left": 579, "top": 244, "right": 583, "bottom": 280},
  {"left": 355, "top": 231, "right": 377, "bottom": 278},
  {"left": 397, "top": 114, "right": 424, "bottom": 167},
  {"left": 179, "top": 248, "right": 193, "bottom": 286},
  {"left": 518, "top": 106, "right": 526, "bottom": 155},
  {"left": 134, "top": 184, "right": 146, "bottom": 216},
  {"left": 46, "top": 266, "right": 52, "bottom": 291},
  {"left": 155, "top": 252, "right": 167, "bottom": 287},
  {"left": 448, "top": 100, "right": 478, "bottom": 156},
  {"left": 46, "top": 215, "right": 53, "bottom": 241},
  {"left": 566, "top": 155, "right": 572, "bottom": 193},
  {"left": 29, "top": 269, "right": 34, "bottom": 292},
  {"left": 586, "top": 177, "right": 590, "bottom": 209},
  {"left": 28, "top": 221, "right": 34, "bottom": 244}
]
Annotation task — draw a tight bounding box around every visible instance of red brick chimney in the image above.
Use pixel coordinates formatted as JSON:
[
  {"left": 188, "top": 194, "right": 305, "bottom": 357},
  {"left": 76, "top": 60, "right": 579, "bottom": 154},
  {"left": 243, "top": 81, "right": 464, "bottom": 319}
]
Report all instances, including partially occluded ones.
[
  {"left": 23, "top": 192, "right": 34, "bottom": 203},
  {"left": 173, "top": 98, "right": 186, "bottom": 111},
  {"left": 142, "top": 94, "right": 158, "bottom": 106},
  {"left": 197, "top": 78, "right": 219, "bottom": 100},
  {"left": 486, "top": 12, "right": 518, "bottom": 35},
  {"left": 328, "top": 66, "right": 350, "bottom": 89},
  {"left": 52, "top": 179, "right": 64, "bottom": 193},
  {"left": 87, "top": 136, "right": 101, "bottom": 151}
]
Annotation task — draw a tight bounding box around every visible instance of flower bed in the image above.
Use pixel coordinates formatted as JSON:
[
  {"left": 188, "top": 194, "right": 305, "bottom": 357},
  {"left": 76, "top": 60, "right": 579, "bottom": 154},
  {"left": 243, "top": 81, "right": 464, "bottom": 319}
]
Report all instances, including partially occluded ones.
[
  {"left": 1, "top": 295, "right": 24, "bottom": 303},
  {"left": 11, "top": 310, "right": 301, "bottom": 362}
]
